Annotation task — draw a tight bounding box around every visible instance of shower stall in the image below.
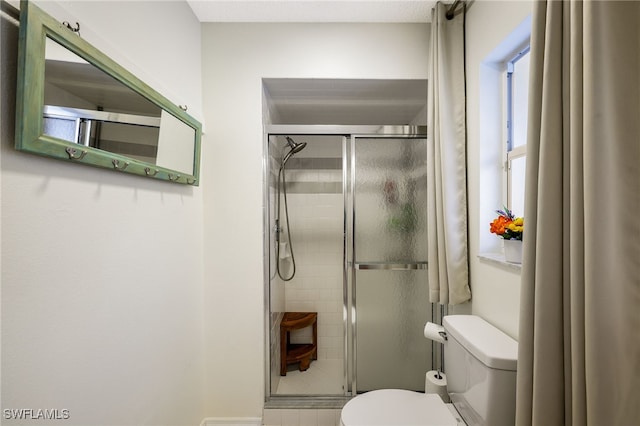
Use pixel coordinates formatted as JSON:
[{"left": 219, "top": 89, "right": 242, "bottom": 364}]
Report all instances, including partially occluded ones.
[{"left": 264, "top": 126, "right": 438, "bottom": 407}]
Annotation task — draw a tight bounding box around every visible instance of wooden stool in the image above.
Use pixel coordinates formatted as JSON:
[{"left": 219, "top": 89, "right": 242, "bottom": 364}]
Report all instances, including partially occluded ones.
[{"left": 280, "top": 312, "right": 318, "bottom": 376}]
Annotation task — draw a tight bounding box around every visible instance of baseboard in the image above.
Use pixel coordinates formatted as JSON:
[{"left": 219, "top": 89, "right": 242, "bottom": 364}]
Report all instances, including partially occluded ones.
[{"left": 200, "top": 417, "right": 262, "bottom": 426}]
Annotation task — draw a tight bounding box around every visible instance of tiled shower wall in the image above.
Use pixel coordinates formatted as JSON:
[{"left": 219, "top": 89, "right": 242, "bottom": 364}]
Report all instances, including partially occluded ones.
[{"left": 281, "top": 166, "right": 344, "bottom": 360}]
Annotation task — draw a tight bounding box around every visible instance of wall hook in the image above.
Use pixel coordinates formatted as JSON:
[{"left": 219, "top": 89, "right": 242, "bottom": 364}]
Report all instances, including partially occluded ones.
[
  {"left": 112, "top": 159, "right": 129, "bottom": 170},
  {"left": 62, "top": 21, "right": 81, "bottom": 36},
  {"left": 168, "top": 173, "right": 181, "bottom": 182},
  {"left": 178, "top": 105, "right": 188, "bottom": 111},
  {"left": 186, "top": 177, "right": 196, "bottom": 185},
  {"left": 144, "top": 167, "right": 159, "bottom": 177},
  {"left": 65, "top": 147, "right": 87, "bottom": 160}
]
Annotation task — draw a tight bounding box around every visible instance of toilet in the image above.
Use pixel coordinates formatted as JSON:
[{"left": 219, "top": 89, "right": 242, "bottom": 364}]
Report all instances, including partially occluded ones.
[{"left": 340, "top": 315, "right": 518, "bottom": 426}]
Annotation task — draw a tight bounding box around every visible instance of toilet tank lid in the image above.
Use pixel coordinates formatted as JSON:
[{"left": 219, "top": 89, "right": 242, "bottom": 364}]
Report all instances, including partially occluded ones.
[{"left": 443, "top": 315, "right": 518, "bottom": 371}]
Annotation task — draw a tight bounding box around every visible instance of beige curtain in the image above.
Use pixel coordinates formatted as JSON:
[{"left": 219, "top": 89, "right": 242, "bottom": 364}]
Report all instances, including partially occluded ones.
[
  {"left": 427, "top": 2, "right": 471, "bottom": 305},
  {"left": 516, "top": 1, "right": 640, "bottom": 424}
]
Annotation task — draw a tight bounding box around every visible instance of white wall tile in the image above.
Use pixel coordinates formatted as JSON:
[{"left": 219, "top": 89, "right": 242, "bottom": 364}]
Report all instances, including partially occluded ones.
[
  {"left": 299, "top": 409, "right": 318, "bottom": 426},
  {"left": 263, "top": 409, "right": 282, "bottom": 426},
  {"left": 283, "top": 189, "right": 344, "bottom": 360},
  {"left": 281, "top": 409, "right": 300, "bottom": 426},
  {"left": 261, "top": 409, "right": 339, "bottom": 426},
  {"left": 317, "top": 409, "right": 338, "bottom": 426}
]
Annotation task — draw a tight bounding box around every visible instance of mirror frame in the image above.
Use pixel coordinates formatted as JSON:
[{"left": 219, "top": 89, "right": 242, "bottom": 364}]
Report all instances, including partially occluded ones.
[{"left": 15, "top": 0, "right": 202, "bottom": 185}]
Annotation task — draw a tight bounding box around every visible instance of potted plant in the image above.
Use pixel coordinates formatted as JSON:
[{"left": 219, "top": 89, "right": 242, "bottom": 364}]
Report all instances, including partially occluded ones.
[{"left": 489, "top": 207, "right": 524, "bottom": 263}]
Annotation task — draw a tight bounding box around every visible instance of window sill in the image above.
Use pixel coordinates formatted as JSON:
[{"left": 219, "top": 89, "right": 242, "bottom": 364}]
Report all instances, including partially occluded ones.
[{"left": 478, "top": 252, "right": 522, "bottom": 272}]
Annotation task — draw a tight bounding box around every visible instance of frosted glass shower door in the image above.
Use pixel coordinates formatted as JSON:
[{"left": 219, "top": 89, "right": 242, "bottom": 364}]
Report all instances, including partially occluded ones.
[{"left": 352, "top": 137, "right": 430, "bottom": 392}]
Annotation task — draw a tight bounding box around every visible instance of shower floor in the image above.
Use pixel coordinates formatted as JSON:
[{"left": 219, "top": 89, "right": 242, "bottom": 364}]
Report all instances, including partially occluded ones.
[{"left": 276, "top": 359, "right": 344, "bottom": 395}]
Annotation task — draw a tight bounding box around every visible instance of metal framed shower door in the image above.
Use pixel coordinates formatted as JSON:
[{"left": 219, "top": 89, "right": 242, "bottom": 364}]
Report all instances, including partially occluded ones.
[{"left": 263, "top": 125, "right": 432, "bottom": 408}]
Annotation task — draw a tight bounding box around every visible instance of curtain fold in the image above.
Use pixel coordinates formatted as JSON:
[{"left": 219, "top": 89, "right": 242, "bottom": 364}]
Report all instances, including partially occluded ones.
[
  {"left": 516, "top": 1, "right": 640, "bottom": 424},
  {"left": 427, "top": 2, "right": 471, "bottom": 306}
]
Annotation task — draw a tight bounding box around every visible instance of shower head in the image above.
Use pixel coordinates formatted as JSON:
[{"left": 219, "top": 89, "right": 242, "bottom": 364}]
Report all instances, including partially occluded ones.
[
  {"left": 282, "top": 136, "right": 307, "bottom": 167},
  {"left": 285, "top": 136, "right": 307, "bottom": 155}
]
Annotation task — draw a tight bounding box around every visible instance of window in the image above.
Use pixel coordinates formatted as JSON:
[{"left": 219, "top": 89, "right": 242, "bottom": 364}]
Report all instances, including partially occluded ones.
[{"left": 506, "top": 46, "right": 530, "bottom": 217}]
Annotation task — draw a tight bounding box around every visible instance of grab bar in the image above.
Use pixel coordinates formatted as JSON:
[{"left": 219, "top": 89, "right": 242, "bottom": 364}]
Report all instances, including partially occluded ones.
[{"left": 355, "top": 262, "right": 427, "bottom": 271}]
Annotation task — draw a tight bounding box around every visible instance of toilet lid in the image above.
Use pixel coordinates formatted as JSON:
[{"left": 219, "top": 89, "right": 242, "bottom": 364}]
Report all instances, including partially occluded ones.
[{"left": 340, "top": 389, "right": 458, "bottom": 426}]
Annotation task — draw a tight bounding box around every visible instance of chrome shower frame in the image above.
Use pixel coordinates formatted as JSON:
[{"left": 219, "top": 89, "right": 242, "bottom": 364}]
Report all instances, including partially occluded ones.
[{"left": 263, "top": 125, "right": 429, "bottom": 409}]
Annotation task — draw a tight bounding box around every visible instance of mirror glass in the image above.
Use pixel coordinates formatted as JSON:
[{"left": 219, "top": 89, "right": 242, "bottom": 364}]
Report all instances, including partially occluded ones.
[
  {"left": 16, "top": 0, "right": 201, "bottom": 184},
  {"left": 44, "top": 38, "right": 196, "bottom": 175}
]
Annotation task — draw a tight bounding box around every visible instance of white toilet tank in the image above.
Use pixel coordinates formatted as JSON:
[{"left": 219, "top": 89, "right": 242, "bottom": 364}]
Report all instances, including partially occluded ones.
[{"left": 443, "top": 315, "right": 518, "bottom": 426}]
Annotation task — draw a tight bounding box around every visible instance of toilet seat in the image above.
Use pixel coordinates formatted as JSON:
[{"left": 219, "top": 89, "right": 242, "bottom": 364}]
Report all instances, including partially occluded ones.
[{"left": 340, "top": 389, "right": 459, "bottom": 426}]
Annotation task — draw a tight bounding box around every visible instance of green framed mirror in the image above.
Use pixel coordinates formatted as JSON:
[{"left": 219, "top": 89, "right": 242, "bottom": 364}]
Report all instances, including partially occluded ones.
[{"left": 15, "top": 0, "right": 202, "bottom": 185}]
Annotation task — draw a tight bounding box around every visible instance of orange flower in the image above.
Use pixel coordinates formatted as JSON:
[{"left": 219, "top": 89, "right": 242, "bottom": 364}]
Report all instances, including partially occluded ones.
[{"left": 490, "top": 216, "right": 512, "bottom": 236}]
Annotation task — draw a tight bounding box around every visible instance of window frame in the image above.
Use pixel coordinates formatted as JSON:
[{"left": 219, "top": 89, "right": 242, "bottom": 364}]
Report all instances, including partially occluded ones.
[{"left": 505, "top": 45, "right": 530, "bottom": 214}]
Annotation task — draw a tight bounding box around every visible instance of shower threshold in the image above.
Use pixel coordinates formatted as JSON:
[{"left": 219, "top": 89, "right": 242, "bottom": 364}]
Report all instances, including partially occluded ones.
[{"left": 264, "top": 395, "right": 351, "bottom": 410}]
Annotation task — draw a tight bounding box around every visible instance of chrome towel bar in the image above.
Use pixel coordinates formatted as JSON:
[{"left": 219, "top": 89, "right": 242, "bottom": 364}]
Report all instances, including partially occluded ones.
[{"left": 355, "top": 262, "right": 428, "bottom": 271}]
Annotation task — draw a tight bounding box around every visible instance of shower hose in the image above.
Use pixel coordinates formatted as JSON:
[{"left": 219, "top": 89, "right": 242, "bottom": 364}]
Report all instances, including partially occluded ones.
[{"left": 275, "top": 162, "right": 297, "bottom": 281}]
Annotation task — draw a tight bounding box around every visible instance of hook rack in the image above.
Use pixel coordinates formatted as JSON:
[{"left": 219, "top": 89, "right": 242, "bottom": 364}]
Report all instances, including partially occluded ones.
[
  {"left": 144, "top": 167, "right": 159, "bottom": 177},
  {"left": 112, "top": 159, "right": 129, "bottom": 170},
  {"left": 62, "top": 21, "right": 80, "bottom": 36},
  {"left": 65, "top": 147, "right": 87, "bottom": 160}
]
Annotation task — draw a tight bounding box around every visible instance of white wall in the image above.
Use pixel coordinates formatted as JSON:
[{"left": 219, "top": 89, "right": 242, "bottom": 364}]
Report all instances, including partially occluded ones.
[
  {"left": 1, "top": 1, "right": 205, "bottom": 425},
  {"left": 201, "top": 22, "right": 429, "bottom": 417},
  {"left": 466, "top": 1, "right": 533, "bottom": 339}
]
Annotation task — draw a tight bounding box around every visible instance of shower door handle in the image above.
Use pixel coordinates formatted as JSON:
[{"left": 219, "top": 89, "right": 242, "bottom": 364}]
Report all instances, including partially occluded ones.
[{"left": 354, "top": 261, "right": 427, "bottom": 271}]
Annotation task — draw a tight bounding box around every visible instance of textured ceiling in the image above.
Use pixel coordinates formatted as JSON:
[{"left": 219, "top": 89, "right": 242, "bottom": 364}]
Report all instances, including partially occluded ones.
[{"left": 186, "top": 0, "right": 437, "bottom": 23}]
